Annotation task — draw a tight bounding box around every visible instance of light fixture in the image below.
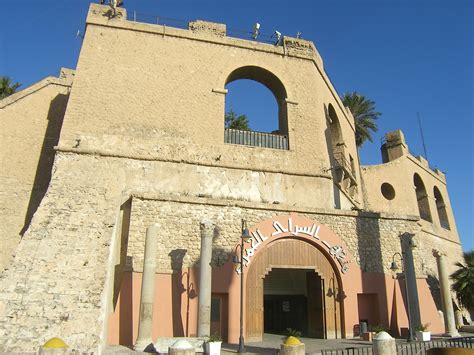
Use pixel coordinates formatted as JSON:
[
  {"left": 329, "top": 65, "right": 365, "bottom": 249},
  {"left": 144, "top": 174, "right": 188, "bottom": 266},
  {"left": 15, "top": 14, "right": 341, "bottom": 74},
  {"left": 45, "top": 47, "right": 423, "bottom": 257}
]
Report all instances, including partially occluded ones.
[
  {"left": 252, "top": 23, "right": 260, "bottom": 39},
  {"left": 390, "top": 260, "right": 399, "bottom": 272},
  {"left": 241, "top": 220, "right": 251, "bottom": 242},
  {"left": 273, "top": 30, "right": 282, "bottom": 45}
]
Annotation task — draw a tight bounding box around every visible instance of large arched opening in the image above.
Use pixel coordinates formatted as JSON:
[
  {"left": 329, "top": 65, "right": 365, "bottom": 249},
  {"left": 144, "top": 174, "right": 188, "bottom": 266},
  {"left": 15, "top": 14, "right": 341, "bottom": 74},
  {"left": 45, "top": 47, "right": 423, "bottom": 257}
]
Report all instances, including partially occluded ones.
[
  {"left": 246, "top": 238, "right": 344, "bottom": 341},
  {"left": 224, "top": 66, "right": 289, "bottom": 149}
]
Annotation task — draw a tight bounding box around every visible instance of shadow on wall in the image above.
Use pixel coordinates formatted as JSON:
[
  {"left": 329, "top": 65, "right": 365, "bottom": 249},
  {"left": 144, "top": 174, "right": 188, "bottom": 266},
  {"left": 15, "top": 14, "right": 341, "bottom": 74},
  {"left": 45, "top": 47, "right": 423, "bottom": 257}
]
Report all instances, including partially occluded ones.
[
  {"left": 170, "top": 248, "right": 188, "bottom": 337},
  {"left": 119, "top": 266, "right": 133, "bottom": 346},
  {"left": 168, "top": 237, "right": 234, "bottom": 338},
  {"left": 356, "top": 213, "right": 388, "bottom": 333},
  {"left": 426, "top": 274, "right": 442, "bottom": 312},
  {"left": 324, "top": 104, "right": 344, "bottom": 209},
  {"left": 110, "top": 220, "right": 237, "bottom": 346},
  {"left": 20, "top": 93, "right": 69, "bottom": 236}
]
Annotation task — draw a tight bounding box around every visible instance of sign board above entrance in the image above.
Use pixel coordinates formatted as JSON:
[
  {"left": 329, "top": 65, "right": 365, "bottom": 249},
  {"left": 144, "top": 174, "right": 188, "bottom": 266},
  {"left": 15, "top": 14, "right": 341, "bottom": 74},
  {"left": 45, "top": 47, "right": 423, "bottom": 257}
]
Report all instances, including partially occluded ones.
[{"left": 235, "top": 216, "right": 350, "bottom": 275}]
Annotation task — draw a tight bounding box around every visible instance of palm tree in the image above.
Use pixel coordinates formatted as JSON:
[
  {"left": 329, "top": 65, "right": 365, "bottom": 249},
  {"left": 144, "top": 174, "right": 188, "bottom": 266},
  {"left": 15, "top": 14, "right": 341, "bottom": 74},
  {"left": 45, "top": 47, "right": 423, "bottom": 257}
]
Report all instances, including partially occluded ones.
[
  {"left": 451, "top": 250, "right": 474, "bottom": 311},
  {"left": 341, "top": 92, "right": 381, "bottom": 147},
  {"left": 0, "top": 76, "right": 21, "bottom": 100},
  {"left": 225, "top": 109, "right": 251, "bottom": 131}
]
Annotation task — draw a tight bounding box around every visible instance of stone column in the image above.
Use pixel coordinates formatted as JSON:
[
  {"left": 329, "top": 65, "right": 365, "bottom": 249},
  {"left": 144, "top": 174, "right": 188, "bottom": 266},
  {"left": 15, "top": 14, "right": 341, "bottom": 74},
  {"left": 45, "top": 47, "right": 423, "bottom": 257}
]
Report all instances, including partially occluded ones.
[
  {"left": 197, "top": 220, "right": 215, "bottom": 337},
  {"left": 134, "top": 223, "right": 159, "bottom": 351},
  {"left": 401, "top": 232, "right": 421, "bottom": 340},
  {"left": 400, "top": 233, "right": 421, "bottom": 341},
  {"left": 433, "top": 249, "right": 460, "bottom": 337}
]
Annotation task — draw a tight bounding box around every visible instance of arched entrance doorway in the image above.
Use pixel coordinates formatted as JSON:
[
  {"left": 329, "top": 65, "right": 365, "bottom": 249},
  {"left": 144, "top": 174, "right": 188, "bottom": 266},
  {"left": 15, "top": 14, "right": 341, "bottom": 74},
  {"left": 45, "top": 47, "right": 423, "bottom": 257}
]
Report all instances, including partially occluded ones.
[{"left": 246, "top": 238, "right": 343, "bottom": 341}]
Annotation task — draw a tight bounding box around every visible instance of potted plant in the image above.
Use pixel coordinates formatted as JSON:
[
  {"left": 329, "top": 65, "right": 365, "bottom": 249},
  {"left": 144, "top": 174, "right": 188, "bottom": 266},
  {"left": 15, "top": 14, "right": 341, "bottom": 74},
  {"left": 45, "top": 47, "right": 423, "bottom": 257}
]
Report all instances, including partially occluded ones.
[
  {"left": 281, "top": 328, "right": 304, "bottom": 355},
  {"left": 415, "top": 324, "right": 431, "bottom": 341},
  {"left": 205, "top": 333, "right": 222, "bottom": 355},
  {"left": 284, "top": 328, "right": 302, "bottom": 340},
  {"left": 363, "top": 324, "right": 387, "bottom": 341}
]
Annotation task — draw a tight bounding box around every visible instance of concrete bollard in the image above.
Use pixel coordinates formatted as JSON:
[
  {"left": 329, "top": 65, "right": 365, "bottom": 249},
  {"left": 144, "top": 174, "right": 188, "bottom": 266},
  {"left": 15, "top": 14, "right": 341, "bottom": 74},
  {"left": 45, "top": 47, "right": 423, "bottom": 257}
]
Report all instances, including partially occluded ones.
[
  {"left": 280, "top": 336, "right": 305, "bottom": 355},
  {"left": 169, "top": 339, "right": 195, "bottom": 355},
  {"left": 373, "top": 331, "right": 396, "bottom": 355},
  {"left": 38, "top": 337, "right": 68, "bottom": 354}
]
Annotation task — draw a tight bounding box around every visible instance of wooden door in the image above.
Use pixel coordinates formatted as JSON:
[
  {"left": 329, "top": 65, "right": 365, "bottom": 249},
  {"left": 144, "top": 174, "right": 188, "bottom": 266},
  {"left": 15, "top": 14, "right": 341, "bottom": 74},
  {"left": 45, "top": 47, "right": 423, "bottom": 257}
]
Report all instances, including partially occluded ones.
[
  {"left": 307, "top": 272, "right": 324, "bottom": 338},
  {"left": 246, "top": 239, "right": 343, "bottom": 340}
]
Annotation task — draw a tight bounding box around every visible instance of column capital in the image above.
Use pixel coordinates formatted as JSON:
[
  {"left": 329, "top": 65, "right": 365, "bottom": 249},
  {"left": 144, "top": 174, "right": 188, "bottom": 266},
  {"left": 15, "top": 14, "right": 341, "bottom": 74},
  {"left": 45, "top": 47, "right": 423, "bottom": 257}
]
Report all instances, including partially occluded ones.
[
  {"left": 200, "top": 219, "right": 216, "bottom": 237},
  {"left": 432, "top": 249, "right": 446, "bottom": 258},
  {"left": 200, "top": 219, "right": 215, "bottom": 230}
]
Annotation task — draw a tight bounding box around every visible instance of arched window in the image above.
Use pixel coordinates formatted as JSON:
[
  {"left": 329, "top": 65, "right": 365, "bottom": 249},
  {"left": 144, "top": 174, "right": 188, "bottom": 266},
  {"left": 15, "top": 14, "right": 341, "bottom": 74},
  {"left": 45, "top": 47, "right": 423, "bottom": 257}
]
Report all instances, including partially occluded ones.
[
  {"left": 433, "top": 186, "right": 450, "bottom": 230},
  {"left": 327, "top": 104, "right": 343, "bottom": 155},
  {"left": 413, "top": 173, "right": 432, "bottom": 222},
  {"left": 224, "top": 66, "right": 288, "bottom": 150}
]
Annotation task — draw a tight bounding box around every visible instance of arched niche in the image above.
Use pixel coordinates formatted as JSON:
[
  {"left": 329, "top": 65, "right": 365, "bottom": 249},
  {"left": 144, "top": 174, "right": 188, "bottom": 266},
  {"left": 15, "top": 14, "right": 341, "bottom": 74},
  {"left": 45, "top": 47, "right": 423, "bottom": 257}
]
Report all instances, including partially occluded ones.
[
  {"left": 433, "top": 186, "right": 450, "bottom": 230},
  {"left": 327, "top": 104, "right": 344, "bottom": 152},
  {"left": 413, "top": 173, "right": 432, "bottom": 222}
]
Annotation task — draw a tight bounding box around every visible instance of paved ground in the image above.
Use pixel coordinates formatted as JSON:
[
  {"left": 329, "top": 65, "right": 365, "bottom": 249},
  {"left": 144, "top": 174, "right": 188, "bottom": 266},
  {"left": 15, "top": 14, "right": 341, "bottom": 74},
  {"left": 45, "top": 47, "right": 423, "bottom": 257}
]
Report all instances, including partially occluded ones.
[
  {"left": 221, "top": 332, "right": 474, "bottom": 355},
  {"left": 221, "top": 333, "right": 373, "bottom": 354},
  {"left": 103, "top": 329, "right": 474, "bottom": 354}
]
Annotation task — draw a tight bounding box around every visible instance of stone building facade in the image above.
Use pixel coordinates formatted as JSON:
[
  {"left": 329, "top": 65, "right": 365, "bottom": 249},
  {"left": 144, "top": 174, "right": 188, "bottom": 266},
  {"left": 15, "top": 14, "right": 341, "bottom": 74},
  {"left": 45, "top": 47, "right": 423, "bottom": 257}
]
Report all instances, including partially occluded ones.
[{"left": 0, "top": 4, "right": 466, "bottom": 353}]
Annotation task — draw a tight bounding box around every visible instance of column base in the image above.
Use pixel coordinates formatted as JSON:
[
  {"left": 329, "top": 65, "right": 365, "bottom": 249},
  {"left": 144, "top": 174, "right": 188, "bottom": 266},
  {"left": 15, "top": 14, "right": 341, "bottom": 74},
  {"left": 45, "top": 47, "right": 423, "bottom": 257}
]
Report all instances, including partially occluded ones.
[{"left": 443, "top": 331, "right": 460, "bottom": 338}]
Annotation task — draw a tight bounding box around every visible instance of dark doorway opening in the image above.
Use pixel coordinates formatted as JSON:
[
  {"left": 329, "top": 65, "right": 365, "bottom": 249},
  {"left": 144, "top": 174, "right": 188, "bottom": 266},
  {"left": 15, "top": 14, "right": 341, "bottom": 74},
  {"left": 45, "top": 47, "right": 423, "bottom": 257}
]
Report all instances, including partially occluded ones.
[
  {"left": 263, "top": 268, "right": 324, "bottom": 338},
  {"left": 210, "top": 293, "right": 228, "bottom": 342}
]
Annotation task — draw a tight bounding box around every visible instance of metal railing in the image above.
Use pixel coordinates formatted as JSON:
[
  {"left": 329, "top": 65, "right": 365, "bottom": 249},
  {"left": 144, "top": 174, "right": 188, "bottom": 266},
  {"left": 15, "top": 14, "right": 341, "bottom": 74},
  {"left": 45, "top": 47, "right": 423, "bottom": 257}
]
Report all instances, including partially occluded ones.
[
  {"left": 127, "top": 11, "right": 280, "bottom": 44},
  {"left": 224, "top": 128, "right": 289, "bottom": 150},
  {"left": 320, "top": 337, "right": 474, "bottom": 355},
  {"left": 333, "top": 152, "right": 356, "bottom": 179},
  {"left": 396, "top": 336, "right": 473, "bottom": 354},
  {"left": 128, "top": 12, "right": 189, "bottom": 29},
  {"left": 321, "top": 346, "right": 372, "bottom": 355}
]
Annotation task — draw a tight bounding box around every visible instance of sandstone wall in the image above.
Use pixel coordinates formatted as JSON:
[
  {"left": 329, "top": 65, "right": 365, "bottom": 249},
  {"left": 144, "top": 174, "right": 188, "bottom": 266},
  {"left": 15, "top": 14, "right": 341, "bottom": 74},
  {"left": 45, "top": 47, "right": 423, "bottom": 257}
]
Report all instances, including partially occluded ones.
[
  {"left": 0, "top": 151, "right": 464, "bottom": 352},
  {"left": 57, "top": 4, "right": 362, "bottom": 207},
  {"left": 361, "top": 153, "right": 459, "bottom": 242},
  {"left": 0, "top": 152, "right": 123, "bottom": 352},
  {"left": 0, "top": 70, "right": 73, "bottom": 270},
  {"left": 0, "top": 4, "right": 465, "bottom": 353}
]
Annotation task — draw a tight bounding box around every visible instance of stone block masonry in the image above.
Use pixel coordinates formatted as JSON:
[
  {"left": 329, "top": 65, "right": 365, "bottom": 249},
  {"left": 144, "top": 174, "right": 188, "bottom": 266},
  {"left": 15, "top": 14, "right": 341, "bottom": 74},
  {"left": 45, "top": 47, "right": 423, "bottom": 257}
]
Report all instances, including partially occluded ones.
[
  {"left": 0, "top": 153, "right": 123, "bottom": 352},
  {"left": 0, "top": 150, "right": 463, "bottom": 352},
  {"left": 0, "top": 4, "right": 465, "bottom": 351}
]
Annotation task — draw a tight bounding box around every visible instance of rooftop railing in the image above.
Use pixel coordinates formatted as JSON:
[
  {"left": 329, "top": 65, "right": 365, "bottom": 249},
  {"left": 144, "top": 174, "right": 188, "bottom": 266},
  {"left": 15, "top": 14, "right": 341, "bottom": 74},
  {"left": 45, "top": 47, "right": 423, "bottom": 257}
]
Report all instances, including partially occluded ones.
[
  {"left": 127, "top": 11, "right": 281, "bottom": 44},
  {"left": 224, "top": 128, "right": 288, "bottom": 150}
]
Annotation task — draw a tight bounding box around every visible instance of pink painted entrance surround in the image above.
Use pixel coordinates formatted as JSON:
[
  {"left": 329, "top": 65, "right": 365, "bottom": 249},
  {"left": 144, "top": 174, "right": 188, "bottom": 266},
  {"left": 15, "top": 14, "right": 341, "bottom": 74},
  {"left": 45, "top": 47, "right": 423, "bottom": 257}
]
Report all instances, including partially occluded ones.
[{"left": 107, "top": 213, "right": 444, "bottom": 346}]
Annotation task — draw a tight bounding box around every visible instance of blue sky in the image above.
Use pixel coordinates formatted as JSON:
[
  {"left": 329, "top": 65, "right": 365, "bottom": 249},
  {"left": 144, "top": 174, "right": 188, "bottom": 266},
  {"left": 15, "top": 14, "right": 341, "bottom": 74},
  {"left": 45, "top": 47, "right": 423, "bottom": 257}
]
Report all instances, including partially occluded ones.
[{"left": 1, "top": 0, "right": 472, "bottom": 251}]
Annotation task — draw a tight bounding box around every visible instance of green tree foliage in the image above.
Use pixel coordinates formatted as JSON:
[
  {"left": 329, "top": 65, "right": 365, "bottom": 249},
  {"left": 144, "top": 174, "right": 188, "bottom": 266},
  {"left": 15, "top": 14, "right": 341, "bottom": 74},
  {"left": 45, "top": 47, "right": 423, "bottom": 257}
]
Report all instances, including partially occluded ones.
[
  {"left": 341, "top": 92, "right": 381, "bottom": 147},
  {"left": 451, "top": 250, "right": 474, "bottom": 310},
  {"left": 225, "top": 109, "right": 251, "bottom": 131},
  {"left": 0, "top": 76, "right": 21, "bottom": 100}
]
